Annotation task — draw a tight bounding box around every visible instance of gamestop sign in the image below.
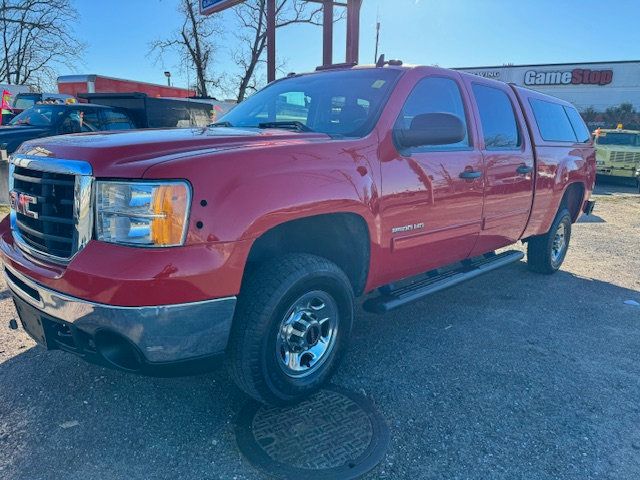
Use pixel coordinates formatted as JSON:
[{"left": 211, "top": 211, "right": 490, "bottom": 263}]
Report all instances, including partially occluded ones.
[{"left": 524, "top": 68, "right": 614, "bottom": 87}]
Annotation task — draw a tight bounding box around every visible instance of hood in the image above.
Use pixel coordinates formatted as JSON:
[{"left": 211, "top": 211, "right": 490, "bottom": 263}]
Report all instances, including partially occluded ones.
[
  {"left": 15, "top": 127, "right": 331, "bottom": 177},
  {"left": 0, "top": 124, "right": 51, "bottom": 152}
]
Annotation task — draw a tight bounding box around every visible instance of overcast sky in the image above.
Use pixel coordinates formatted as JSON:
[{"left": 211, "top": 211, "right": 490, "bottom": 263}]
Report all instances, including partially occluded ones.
[{"left": 63, "top": 0, "right": 640, "bottom": 97}]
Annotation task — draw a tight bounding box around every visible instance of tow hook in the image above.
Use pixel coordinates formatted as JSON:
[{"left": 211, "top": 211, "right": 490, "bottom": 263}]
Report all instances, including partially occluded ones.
[{"left": 8, "top": 318, "right": 18, "bottom": 330}]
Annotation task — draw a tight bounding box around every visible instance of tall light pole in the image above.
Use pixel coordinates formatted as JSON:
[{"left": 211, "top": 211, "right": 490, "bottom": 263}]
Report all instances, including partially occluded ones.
[{"left": 164, "top": 71, "right": 172, "bottom": 87}]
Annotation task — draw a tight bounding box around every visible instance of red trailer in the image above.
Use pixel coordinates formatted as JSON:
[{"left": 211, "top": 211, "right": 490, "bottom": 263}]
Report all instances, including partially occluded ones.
[{"left": 57, "top": 74, "right": 196, "bottom": 99}]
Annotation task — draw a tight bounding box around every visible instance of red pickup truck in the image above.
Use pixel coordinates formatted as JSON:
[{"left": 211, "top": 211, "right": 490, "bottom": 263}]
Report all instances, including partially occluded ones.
[{"left": 1, "top": 65, "right": 595, "bottom": 405}]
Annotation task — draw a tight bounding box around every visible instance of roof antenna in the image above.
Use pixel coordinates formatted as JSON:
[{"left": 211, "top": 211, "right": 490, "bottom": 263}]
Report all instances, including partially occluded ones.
[{"left": 376, "top": 54, "right": 386, "bottom": 68}]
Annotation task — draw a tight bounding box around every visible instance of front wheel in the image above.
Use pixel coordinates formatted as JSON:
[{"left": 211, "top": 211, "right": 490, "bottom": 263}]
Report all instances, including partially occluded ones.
[
  {"left": 527, "top": 208, "right": 572, "bottom": 274},
  {"left": 226, "top": 254, "right": 354, "bottom": 405}
]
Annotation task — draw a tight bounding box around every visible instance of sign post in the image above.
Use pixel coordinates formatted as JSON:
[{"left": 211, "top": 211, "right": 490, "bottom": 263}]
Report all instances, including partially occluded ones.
[
  {"left": 201, "top": 0, "right": 364, "bottom": 84},
  {"left": 267, "top": 0, "right": 276, "bottom": 83},
  {"left": 306, "top": 0, "right": 363, "bottom": 67}
]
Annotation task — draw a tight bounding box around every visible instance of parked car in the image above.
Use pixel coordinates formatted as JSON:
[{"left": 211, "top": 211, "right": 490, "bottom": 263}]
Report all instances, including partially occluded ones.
[
  {"left": 0, "top": 103, "right": 135, "bottom": 156},
  {"left": 594, "top": 128, "right": 640, "bottom": 191},
  {"left": 1, "top": 64, "right": 596, "bottom": 405}
]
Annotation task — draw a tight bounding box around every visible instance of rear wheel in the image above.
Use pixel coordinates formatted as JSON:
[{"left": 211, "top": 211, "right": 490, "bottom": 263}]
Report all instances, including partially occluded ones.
[
  {"left": 227, "top": 254, "right": 354, "bottom": 405},
  {"left": 527, "top": 208, "right": 572, "bottom": 274}
]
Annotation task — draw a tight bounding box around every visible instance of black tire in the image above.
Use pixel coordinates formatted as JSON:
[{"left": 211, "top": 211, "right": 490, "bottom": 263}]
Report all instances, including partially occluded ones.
[
  {"left": 226, "top": 254, "right": 354, "bottom": 405},
  {"left": 527, "top": 207, "right": 572, "bottom": 274}
]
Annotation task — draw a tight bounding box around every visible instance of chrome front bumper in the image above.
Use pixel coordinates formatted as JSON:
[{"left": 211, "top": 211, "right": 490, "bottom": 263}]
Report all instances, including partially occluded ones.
[{"left": 5, "top": 264, "right": 237, "bottom": 364}]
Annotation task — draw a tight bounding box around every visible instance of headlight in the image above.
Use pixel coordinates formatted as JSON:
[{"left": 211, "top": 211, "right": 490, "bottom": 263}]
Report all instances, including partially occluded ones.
[{"left": 95, "top": 181, "right": 191, "bottom": 247}]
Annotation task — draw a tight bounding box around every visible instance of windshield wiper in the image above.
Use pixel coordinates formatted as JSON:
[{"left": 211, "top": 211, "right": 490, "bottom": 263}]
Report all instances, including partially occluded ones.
[
  {"left": 257, "top": 121, "right": 313, "bottom": 132},
  {"left": 209, "top": 121, "right": 233, "bottom": 128}
]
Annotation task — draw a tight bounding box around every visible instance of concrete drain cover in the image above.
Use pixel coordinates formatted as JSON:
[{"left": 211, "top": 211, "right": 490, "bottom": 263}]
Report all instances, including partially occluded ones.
[{"left": 235, "top": 386, "right": 390, "bottom": 479}]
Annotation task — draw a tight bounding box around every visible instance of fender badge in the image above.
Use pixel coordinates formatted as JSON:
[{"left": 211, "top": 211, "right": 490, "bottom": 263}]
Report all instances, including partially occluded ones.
[{"left": 392, "top": 223, "right": 424, "bottom": 234}]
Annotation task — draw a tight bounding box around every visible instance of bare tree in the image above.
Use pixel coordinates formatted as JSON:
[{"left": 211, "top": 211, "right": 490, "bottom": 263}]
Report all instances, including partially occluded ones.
[
  {"left": 0, "top": 0, "right": 83, "bottom": 88},
  {"left": 604, "top": 102, "right": 637, "bottom": 128},
  {"left": 231, "top": 0, "right": 326, "bottom": 102},
  {"left": 580, "top": 106, "right": 599, "bottom": 125},
  {"left": 151, "top": 0, "right": 222, "bottom": 97}
]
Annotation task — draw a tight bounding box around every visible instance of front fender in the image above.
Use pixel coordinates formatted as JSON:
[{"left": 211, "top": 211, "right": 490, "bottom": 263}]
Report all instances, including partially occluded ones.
[{"left": 142, "top": 138, "right": 382, "bottom": 246}]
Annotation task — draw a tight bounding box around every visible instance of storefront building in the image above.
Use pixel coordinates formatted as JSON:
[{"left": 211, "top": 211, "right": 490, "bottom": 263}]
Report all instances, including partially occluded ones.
[{"left": 456, "top": 61, "right": 640, "bottom": 123}]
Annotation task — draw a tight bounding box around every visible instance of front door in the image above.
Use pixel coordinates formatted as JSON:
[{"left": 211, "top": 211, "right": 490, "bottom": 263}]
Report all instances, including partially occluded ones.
[{"left": 380, "top": 75, "right": 485, "bottom": 283}]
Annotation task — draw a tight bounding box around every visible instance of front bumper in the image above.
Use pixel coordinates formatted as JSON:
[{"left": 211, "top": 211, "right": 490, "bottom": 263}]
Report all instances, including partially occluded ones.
[
  {"left": 596, "top": 166, "right": 640, "bottom": 179},
  {"left": 5, "top": 264, "right": 236, "bottom": 373}
]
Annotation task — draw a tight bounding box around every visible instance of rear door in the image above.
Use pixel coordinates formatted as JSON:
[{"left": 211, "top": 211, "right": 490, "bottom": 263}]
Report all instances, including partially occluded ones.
[{"left": 463, "top": 79, "right": 534, "bottom": 254}]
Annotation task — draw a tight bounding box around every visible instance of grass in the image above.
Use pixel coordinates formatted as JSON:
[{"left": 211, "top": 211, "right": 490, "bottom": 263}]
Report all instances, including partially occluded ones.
[{"left": 0, "top": 204, "right": 9, "bottom": 220}]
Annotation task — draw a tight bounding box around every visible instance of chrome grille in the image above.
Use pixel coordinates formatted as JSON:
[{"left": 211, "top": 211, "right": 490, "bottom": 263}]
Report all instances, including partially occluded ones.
[
  {"left": 9, "top": 156, "right": 93, "bottom": 264},
  {"left": 610, "top": 150, "right": 640, "bottom": 164}
]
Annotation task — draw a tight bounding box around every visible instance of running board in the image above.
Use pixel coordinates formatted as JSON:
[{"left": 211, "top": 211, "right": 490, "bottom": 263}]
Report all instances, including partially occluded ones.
[{"left": 362, "top": 250, "right": 525, "bottom": 314}]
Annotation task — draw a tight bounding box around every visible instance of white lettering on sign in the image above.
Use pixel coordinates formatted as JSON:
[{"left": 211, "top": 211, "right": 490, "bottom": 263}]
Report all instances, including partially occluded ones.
[{"left": 524, "top": 68, "right": 613, "bottom": 86}]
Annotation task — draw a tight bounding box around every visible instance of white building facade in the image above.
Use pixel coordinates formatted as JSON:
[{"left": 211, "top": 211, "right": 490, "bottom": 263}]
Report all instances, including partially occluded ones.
[{"left": 456, "top": 61, "right": 640, "bottom": 113}]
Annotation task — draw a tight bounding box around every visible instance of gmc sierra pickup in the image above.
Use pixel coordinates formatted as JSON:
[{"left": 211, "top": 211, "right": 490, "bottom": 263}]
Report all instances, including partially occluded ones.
[{"left": 1, "top": 64, "right": 596, "bottom": 405}]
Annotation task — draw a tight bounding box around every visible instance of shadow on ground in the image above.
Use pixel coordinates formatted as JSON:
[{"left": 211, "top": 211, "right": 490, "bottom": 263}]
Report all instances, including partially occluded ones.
[{"left": 1, "top": 262, "right": 639, "bottom": 480}]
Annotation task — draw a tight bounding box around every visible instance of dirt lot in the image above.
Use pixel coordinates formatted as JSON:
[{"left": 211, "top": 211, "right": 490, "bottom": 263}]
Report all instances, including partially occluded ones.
[{"left": 0, "top": 183, "right": 639, "bottom": 480}]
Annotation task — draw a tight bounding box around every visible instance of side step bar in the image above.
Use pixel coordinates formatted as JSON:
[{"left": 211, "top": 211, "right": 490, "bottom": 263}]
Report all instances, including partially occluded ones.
[{"left": 362, "top": 250, "right": 524, "bottom": 314}]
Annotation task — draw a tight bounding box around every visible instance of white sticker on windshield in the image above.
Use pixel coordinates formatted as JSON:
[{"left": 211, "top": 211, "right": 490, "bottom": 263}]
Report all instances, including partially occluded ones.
[{"left": 371, "top": 80, "right": 386, "bottom": 89}]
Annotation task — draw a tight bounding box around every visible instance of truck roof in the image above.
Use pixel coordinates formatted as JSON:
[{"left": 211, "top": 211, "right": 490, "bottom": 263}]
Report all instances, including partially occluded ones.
[{"left": 296, "top": 63, "right": 578, "bottom": 109}]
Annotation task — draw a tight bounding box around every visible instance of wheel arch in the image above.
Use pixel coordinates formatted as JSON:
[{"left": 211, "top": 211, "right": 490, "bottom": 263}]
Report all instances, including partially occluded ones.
[
  {"left": 245, "top": 212, "right": 371, "bottom": 296},
  {"left": 560, "top": 181, "right": 586, "bottom": 222}
]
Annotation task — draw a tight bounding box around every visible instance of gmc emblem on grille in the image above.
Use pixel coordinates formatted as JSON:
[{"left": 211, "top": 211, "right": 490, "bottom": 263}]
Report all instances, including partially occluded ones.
[{"left": 10, "top": 191, "right": 38, "bottom": 219}]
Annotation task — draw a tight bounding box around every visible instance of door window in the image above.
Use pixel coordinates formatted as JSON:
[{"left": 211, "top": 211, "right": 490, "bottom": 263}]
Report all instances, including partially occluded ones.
[
  {"left": 472, "top": 84, "right": 521, "bottom": 150},
  {"left": 396, "top": 77, "right": 469, "bottom": 151},
  {"left": 563, "top": 106, "right": 591, "bottom": 143},
  {"left": 102, "top": 110, "right": 135, "bottom": 130},
  {"left": 77, "top": 109, "right": 101, "bottom": 132}
]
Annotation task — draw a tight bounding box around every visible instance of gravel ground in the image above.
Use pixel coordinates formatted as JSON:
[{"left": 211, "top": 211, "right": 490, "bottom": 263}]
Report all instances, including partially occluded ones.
[{"left": 0, "top": 182, "right": 639, "bottom": 480}]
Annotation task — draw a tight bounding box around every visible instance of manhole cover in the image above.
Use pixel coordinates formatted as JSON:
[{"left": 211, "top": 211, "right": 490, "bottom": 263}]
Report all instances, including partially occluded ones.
[{"left": 235, "top": 385, "right": 390, "bottom": 480}]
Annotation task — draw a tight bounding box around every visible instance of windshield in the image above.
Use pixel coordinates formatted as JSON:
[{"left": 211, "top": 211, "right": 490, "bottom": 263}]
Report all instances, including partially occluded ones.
[
  {"left": 9, "top": 105, "right": 65, "bottom": 127},
  {"left": 220, "top": 69, "right": 402, "bottom": 137},
  {"left": 596, "top": 132, "right": 640, "bottom": 146},
  {"left": 13, "top": 96, "right": 38, "bottom": 111}
]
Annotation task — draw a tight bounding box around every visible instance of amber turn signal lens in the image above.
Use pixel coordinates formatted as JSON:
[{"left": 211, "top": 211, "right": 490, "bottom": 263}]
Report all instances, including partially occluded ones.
[{"left": 151, "top": 184, "right": 189, "bottom": 246}]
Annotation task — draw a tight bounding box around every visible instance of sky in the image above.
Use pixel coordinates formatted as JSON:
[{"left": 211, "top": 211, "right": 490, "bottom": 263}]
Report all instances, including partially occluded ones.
[{"left": 63, "top": 0, "right": 640, "bottom": 97}]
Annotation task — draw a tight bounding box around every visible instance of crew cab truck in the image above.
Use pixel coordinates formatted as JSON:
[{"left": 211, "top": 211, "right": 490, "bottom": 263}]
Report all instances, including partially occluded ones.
[{"left": 1, "top": 65, "right": 596, "bottom": 405}]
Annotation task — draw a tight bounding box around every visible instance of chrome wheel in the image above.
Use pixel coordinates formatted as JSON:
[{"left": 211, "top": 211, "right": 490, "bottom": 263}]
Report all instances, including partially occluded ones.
[
  {"left": 276, "top": 291, "right": 339, "bottom": 378},
  {"left": 551, "top": 222, "right": 567, "bottom": 264}
]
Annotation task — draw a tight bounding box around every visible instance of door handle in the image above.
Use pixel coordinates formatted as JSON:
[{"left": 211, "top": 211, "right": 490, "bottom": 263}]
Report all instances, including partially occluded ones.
[
  {"left": 516, "top": 164, "right": 533, "bottom": 175},
  {"left": 459, "top": 170, "right": 482, "bottom": 180}
]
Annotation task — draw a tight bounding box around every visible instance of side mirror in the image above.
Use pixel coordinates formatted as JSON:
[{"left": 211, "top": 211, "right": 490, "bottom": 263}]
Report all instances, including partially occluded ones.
[{"left": 394, "top": 112, "right": 466, "bottom": 150}]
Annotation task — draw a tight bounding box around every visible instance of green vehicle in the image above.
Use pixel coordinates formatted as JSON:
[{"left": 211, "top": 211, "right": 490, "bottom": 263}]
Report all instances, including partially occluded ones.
[{"left": 594, "top": 128, "right": 640, "bottom": 192}]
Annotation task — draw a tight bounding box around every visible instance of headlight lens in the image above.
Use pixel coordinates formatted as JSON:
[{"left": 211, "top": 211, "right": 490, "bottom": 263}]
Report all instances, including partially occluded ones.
[{"left": 95, "top": 181, "right": 191, "bottom": 247}]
